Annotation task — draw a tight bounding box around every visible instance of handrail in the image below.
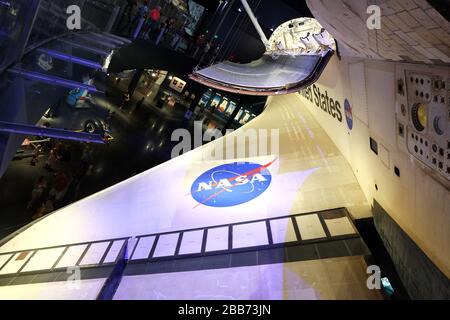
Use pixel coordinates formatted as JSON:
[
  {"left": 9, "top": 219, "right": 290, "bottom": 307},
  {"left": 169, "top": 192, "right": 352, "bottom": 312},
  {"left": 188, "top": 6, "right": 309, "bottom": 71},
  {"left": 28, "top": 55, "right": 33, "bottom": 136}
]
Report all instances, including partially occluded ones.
[
  {"left": 129, "top": 207, "right": 358, "bottom": 262},
  {"left": 0, "top": 236, "right": 130, "bottom": 257},
  {"left": 0, "top": 207, "right": 359, "bottom": 279},
  {"left": 0, "top": 236, "right": 130, "bottom": 279}
]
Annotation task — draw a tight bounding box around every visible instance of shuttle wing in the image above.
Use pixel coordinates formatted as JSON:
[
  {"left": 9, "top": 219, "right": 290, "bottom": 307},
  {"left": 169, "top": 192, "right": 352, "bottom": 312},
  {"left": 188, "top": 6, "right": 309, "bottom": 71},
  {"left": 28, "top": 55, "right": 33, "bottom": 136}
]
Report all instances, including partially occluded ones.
[{"left": 0, "top": 56, "right": 375, "bottom": 299}]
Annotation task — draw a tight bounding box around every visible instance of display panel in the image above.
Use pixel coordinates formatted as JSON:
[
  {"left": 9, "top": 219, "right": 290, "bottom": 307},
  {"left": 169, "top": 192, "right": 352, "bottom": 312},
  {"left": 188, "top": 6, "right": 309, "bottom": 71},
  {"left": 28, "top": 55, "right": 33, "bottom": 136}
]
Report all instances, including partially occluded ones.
[
  {"left": 234, "top": 109, "right": 244, "bottom": 122},
  {"left": 169, "top": 77, "right": 187, "bottom": 93},
  {"left": 185, "top": 0, "right": 206, "bottom": 36},
  {"left": 217, "top": 98, "right": 229, "bottom": 113},
  {"left": 239, "top": 111, "right": 252, "bottom": 125},
  {"left": 208, "top": 93, "right": 222, "bottom": 110},
  {"left": 225, "top": 101, "right": 237, "bottom": 116},
  {"left": 198, "top": 90, "right": 213, "bottom": 108}
]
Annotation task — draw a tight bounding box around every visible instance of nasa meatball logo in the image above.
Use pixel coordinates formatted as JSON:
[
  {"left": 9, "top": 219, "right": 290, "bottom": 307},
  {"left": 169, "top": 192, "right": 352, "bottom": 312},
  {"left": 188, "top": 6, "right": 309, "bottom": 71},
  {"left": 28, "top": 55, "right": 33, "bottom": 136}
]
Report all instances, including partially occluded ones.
[
  {"left": 344, "top": 99, "right": 353, "bottom": 130},
  {"left": 191, "top": 161, "right": 275, "bottom": 208}
]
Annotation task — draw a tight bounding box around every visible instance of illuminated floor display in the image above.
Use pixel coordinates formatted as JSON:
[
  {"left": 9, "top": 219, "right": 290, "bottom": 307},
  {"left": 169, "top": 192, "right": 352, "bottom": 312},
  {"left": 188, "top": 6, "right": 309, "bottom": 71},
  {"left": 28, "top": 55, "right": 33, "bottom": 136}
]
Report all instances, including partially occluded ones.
[
  {"left": 114, "top": 257, "right": 381, "bottom": 300},
  {"left": 0, "top": 278, "right": 106, "bottom": 300}
]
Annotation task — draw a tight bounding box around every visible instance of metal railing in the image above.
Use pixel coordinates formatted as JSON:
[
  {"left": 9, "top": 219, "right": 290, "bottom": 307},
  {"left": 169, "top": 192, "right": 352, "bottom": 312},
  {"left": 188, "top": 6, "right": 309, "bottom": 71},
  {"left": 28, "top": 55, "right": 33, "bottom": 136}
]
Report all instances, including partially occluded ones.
[
  {"left": 0, "top": 207, "right": 360, "bottom": 280},
  {"left": 128, "top": 207, "right": 359, "bottom": 263},
  {"left": 0, "top": 236, "right": 130, "bottom": 278}
]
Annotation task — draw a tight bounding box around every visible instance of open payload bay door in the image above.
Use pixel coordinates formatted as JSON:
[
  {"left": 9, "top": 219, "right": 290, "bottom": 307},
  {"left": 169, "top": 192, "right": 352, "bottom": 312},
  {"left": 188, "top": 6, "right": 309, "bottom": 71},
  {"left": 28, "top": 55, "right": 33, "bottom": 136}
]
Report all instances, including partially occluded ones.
[{"left": 190, "top": 18, "right": 336, "bottom": 96}]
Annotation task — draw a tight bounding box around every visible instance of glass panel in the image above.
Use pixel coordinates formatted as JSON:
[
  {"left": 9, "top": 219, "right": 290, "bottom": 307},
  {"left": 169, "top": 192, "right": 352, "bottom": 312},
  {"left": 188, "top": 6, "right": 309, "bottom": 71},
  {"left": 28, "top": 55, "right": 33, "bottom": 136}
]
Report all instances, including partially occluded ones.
[
  {"left": 42, "top": 39, "right": 105, "bottom": 63},
  {"left": 62, "top": 33, "right": 115, "bottom": 53},
  {"left": 0, "top": 0, "right": 39, "bottom": 71},
  {"left": 17, "top": 47, "right": 98, "bottom": 83},
  {"left": 0, "top": 0, "right": 116, "bottom": 71},
  {"left": 27, "top": 0, "right": 85, "bottom": 48},
  {"left": 27, "top": 0, "right": 119, "bottom": 49}
]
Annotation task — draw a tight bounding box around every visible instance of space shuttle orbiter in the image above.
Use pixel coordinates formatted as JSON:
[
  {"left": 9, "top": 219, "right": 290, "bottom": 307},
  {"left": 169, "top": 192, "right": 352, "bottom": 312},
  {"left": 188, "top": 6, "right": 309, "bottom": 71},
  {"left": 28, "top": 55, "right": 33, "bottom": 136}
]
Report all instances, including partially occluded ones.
[{"left": 299, "top": 0, "right": 450, "bottom": 299}]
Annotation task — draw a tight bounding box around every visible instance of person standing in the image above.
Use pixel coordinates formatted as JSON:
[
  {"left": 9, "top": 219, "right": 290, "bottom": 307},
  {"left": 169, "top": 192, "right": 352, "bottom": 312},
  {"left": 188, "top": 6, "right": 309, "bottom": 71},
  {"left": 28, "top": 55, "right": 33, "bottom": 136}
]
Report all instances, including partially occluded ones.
[
  {"left": 32, "top": 196, "right": 55, "bottom": 220},
  {"left": 125, "top": 1, "right": 143, "bottom": 35},
  {"left": 27, "top": 176, "right": 48, "bottom": 210},
  {"left": 155, "top": 18, "right": 169, "bottom": 45},
  {"left": 171, "top": 26, "right": 184, "bottom": 50},
  {"left": 73, "top": 145, "right": 92, "bottom": 199},
  {"left": 119, "top": 93, "right": 131, "bottom": 110},
  {"left": 30, "top": 145, "right": 43, "bottom": 166},
  {"left": 118, "top": 0, "right": 137, "bottom": 34},
  {"left": 49, "top": 171, "right": 71, "bottom": 201},
  {"left": 132, "top": 1, "right": 150, "bottom": 38},
  {"left": 164, "top": 18, "right": 177, "bottom": 45},
  {"left": 80, "top": 145, "right": 94, "bottom": 175},
  {"left": 44, "top": 147, "right": 60, "bottom": 172},
  {"left": 199, "top": 41, "right": 212, "bottom": 65},
  {"left": 142, "top": 5, "right": 161, "bottom": 40},
  {"left": 149, "top": 5, "right": 161, "bottom": 22},
  {"left": 193, "top": 34, "right": 206, "bottom": 59},
  {"left": 183, "top": 90, "right": 190, "bottom": 102}
]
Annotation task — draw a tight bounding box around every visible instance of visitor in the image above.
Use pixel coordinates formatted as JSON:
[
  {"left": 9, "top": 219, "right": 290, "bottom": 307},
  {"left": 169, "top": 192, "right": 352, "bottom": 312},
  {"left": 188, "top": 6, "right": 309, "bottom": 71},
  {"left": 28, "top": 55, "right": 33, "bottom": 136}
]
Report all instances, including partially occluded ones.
[
  {"left": 171, "top": 26, "right": 184, "bottom": 50},
  {"left": 118, "top": 0, "right": 138, "bottom": 34},
  {"left": 193, "top": 35, "right": 206, "bottom": 59},
  {"left": 143, "top": 5, "right": 161, "bottom": 40},
  {"left": 32, "top": 196, "right": 55, "bottom": 220},
  {"left": 200, "top": 41, "right": 213, "bottom": 65},
  {"left": 44, "top": 147, "right": 60, "bottom": 172},
  {"left": 165, "top": 18, "right": 177, "bottom": 44},
  {"left": 49, "top": 171, "right": 71, "bottom": 201},
  {"left": 30, "top": 145, "right": 43, "bottom": 166},
  {"left": 189, "top": 93, "right": 197, "bottom": 105},
  {"left": 27, "top": 176, "right": 48, "bottom": 210},
  {"left": 149, "top": 5, "right": 161, "bottom": 23},
  {"left": 120, "top": 93, "right": 131, "bottom": 110},
  {"left": 106, "top": 109, "right": 116, "bottom": 122},
  {"left": 131, "top": 1, "right": 150, "bottom": 38},
  {"left": 72, "top": 144, "right": 94, "bottom": 198},
  {"left": 80, "top": 145, "right": 94, "bottom": 175},
  {"left": 155, "top": 20, "right": 168, "bottom": 45}
]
